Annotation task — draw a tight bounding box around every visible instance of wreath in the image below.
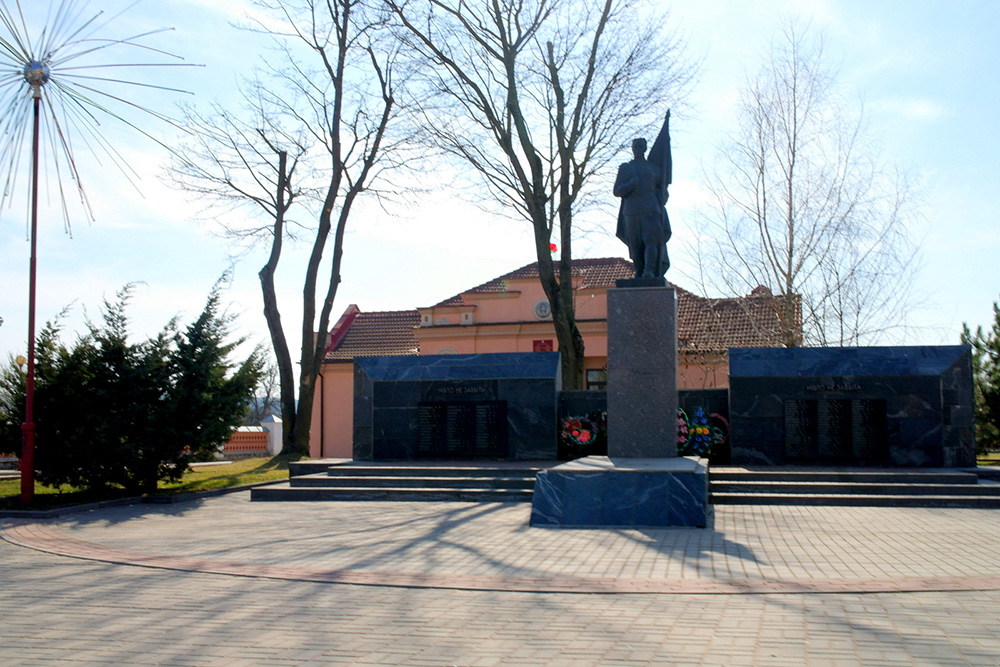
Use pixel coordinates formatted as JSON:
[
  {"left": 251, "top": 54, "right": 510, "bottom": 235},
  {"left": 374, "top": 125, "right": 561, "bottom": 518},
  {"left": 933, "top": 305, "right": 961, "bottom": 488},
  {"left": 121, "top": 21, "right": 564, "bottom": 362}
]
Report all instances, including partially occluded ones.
[{"left": 561, "top": 417, "right": 598, "bottom": 446}]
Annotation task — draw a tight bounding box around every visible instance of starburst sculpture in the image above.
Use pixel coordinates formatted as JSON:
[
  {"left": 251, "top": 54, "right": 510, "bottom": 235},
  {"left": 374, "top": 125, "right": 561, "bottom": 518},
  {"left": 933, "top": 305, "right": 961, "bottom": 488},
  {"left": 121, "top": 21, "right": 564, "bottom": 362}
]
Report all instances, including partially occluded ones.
[{"left": 0, "top": 0, "right": 194, "bottom": 504}]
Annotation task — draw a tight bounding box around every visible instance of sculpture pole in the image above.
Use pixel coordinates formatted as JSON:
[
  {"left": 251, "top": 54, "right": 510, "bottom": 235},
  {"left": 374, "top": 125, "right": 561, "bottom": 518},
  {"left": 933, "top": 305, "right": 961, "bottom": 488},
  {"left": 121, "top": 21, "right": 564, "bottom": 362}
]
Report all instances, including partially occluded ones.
[{"left": 21, "top": 78, "right": 42, "bottom": 505}]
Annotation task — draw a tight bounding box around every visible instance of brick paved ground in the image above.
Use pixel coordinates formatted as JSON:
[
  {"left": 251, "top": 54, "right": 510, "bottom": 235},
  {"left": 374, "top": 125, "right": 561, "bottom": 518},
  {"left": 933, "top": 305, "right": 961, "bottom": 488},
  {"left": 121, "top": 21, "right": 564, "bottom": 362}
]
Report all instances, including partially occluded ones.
[{"left": 3, "top": 494, "right": 1000, "bottom": 665}]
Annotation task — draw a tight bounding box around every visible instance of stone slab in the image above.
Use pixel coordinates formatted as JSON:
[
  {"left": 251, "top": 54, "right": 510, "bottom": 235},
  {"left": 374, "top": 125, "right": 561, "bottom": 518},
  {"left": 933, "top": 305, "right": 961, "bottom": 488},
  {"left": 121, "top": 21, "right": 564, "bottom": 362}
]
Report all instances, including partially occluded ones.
[
  {"left": 728, "top": 346, "right": 975, "bottom": 467},
  {"left": 616, "top": 277, "right": 668, "bottom": 288},
  {"left": 353, "top": 352, "right": 560, "bottom": 461},
  {"left": 530, "top": 455, "right": 709, "bottom": 527},
  {"left": 606, "top": 286, "right": 678, "bottom": 457}
]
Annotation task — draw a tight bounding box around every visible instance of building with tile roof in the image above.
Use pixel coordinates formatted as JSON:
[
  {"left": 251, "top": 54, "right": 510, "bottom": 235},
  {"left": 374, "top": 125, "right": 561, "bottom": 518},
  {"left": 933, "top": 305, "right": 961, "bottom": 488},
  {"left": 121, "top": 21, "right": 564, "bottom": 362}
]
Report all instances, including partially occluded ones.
[
  {"left": 323, "top": 306, "right": 420, "bottom": 361},
  {"left": 309, "top": 258, "right": 799, "bottom": 458}
]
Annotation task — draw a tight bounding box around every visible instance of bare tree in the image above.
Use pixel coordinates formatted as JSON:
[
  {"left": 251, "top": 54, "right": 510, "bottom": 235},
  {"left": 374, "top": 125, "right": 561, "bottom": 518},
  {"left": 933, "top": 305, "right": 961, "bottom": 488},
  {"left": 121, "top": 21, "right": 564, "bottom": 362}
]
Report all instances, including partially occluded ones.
[
  {"left": 168, "top": 0, "right": 401, "bottom": 456},
  {"left": 385, "top": 0, "right": 693, "bottom": 388},
  {"left": 693, "top": 24, "right": 921, "bottom": 347},
  {"left": 243, "top": 360, "right": 281, "bottom": 426}
]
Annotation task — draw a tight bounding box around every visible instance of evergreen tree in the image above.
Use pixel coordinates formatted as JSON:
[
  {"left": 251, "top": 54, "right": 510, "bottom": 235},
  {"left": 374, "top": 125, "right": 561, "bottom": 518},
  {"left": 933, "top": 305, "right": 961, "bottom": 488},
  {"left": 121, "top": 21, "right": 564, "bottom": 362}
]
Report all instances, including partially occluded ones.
[
  {"left": 963, "top": 299, "right": 1000, "bottom": 453},
  {"left": 168, "top": 287, "right": 263, "bottom": 463},
  {"left": 0, "top": 284, "right": 262, "bottom": 494}
]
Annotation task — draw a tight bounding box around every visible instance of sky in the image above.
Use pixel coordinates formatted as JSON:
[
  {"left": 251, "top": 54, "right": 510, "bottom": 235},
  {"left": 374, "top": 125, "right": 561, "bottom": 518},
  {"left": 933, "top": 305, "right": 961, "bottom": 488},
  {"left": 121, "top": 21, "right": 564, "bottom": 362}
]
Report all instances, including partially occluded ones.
[{"left": 1, "top": 0, "right": 998, "bottom": 366}]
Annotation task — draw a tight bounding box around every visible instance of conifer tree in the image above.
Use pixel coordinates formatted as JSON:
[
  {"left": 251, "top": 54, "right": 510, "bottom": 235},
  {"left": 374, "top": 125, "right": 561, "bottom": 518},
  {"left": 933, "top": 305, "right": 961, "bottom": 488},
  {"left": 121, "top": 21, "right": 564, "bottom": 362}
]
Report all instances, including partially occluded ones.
[
  {"left": 963, "top": 300, "right": 1000, "bottom": 453},
  {"left": 0, "top": 285, "right": 261, "bottom": 493}
]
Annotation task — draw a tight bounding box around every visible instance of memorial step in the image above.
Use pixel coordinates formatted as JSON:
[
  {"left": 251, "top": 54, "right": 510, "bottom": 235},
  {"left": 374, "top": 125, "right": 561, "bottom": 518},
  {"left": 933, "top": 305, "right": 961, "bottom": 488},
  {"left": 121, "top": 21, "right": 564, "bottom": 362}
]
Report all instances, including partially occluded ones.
[
  {"left": 252, "top": 483, "right": 534, "bottom": 503},
  {"left": 709, "top": 469, "right": 978, "bottom": 484},
  {"left": 289, "top": 459, "right": 352, "bottom": 477},
  {"left": 714, "top": 481, "right": 1000, "bottom": 496},
  {"left": 255, "top": 460, "right": 546, "bottom": 503},
  {"left": 710, "top": 467, "right": 1000, "bottom": 507},
  {"left": 290, "top": 473, "right": 535, "bottom": 490},
  {"left": 710, "top": 492, "right": 1000, "bottom": 508},
  {"left": 323, "top": 465, "right": 546, "bottom": 478}
]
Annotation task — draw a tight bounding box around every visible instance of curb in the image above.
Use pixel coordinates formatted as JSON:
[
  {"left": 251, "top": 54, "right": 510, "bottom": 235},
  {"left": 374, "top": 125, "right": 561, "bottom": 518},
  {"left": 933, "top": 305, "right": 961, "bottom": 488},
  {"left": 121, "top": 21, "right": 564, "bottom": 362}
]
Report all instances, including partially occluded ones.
[
  {"left": 0, "top": 478, "right": 288, "bottom": 519},
  {"left": 142, "top": 479, "right": 288, "bottom": 504}
]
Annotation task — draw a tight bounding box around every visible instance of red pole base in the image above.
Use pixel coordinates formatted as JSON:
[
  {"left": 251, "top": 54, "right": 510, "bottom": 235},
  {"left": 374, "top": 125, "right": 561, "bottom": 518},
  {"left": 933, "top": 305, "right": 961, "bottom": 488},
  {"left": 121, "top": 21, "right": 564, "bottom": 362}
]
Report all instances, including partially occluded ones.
[{"left": 20, "top": 421, "right": 35, "bottom": 506}]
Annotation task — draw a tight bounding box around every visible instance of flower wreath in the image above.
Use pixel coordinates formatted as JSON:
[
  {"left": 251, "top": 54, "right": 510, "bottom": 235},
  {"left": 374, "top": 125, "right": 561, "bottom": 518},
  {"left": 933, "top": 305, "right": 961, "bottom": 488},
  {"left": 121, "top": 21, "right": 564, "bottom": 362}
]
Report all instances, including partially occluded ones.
[{"left": 561, "top": 416, "right": 599, "bottom": 447}]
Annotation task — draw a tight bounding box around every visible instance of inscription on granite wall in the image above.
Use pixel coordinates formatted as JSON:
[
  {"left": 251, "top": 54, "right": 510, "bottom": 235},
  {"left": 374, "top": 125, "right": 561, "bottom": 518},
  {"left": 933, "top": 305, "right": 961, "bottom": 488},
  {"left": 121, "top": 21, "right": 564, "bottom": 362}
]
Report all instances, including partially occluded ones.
[
  {"left": 784, "top": 399, "right": 887, "bottom": 462},
  {"left": 423, "top": 380, "right": 496, "bottom": 401},
  {"left": 417, "top": 401, "right": 508, "bottom": 458}
]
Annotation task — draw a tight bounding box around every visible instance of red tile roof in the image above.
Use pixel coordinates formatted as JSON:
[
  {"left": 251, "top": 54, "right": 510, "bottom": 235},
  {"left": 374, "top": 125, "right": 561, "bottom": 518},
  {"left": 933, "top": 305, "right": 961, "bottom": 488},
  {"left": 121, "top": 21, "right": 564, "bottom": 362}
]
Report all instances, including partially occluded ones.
[
  {"left": 324, "top": 258, "right": 797, "bottom": 360},
  {"left": 433, "top": 257, "right": 636, "bottom": 307},
  {"left": 324, "top": 310, "right": 420, "bottom": 361},
  {"left": 678, "top": 291, "right": 798, "bottom": 351}
]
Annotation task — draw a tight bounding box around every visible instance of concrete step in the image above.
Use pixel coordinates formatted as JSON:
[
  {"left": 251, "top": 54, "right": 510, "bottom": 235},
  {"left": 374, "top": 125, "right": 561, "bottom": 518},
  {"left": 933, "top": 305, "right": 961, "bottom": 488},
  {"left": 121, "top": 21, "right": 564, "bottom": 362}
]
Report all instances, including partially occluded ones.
[
  {"left": 708, "top": 467, "right": 999, "bottom": 507},
  {"left": 289, "top": 460, "right": 546, "bottom": 477},
  {"left": 290, "top": 473, "right": 535, "bottom": 490},
  {"left": 288, "top": 459, "right": 351, "bottom": 477},
  {"left": 713, "top": 481, "right": 1000, "bottom": 496},
  {"left": 710, "top": 492, "right": 1000, "bottom": 508},
  {"left": 709, "top": 470, "right": 978, "bottom": 485},
  {"left": 323, "top": 465, "right": 544, "bottom": 478},
  {"left": 260, "top": 460, "right": 547, "bottom": 503},
  {"left": 252, "top": 483, "right": 533, "bottom": 503}
]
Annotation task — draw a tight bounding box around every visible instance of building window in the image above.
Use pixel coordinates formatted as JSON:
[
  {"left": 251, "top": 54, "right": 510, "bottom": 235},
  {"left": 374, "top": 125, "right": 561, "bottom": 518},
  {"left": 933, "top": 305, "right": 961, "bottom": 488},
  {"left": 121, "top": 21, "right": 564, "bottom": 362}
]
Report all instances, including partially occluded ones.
[
  {"left": 533, "top": 339, "right": 554, "bottom": 352},
  {"left": 586, "top": 369, "right": 607, "bottom": 390}
]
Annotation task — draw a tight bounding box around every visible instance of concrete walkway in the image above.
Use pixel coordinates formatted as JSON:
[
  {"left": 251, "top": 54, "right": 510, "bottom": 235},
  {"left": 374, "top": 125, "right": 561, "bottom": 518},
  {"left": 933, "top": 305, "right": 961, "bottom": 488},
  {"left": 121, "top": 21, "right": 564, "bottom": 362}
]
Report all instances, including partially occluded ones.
[{"left": 3, "top": 494, "right": 1000, "bottom": 665}]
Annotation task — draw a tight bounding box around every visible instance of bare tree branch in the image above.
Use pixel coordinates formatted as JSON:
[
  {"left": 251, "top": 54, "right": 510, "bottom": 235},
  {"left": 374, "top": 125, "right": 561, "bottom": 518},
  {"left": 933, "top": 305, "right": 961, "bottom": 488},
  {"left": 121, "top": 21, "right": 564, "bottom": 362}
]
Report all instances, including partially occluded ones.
[
  {"left": 386, "top": 0, "right": 694, "bottom": 387},
  {"left": 166, "top": 0, "right": 407, "bottom": 455},
  {"left": 692, "top": 23, "right": 922, "bottom": 347}
]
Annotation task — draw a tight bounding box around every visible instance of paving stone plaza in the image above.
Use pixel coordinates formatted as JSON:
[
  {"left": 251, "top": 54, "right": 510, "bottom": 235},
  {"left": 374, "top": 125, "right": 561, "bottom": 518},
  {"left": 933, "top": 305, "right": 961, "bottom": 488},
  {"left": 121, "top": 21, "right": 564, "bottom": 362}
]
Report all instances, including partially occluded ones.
[{"left": 4, "top": 493, "right": 1000, "bottom": 665}]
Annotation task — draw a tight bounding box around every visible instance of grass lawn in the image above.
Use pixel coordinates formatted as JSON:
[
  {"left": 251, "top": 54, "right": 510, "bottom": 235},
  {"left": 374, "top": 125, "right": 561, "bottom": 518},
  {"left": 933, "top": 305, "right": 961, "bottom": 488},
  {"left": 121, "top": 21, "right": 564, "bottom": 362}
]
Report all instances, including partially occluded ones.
[
  {"left": 979, "top": 452, "right": 1000, "bottom": 466},
  {"left": 0, "top": 455, "right": 293, "bottom": 510}
]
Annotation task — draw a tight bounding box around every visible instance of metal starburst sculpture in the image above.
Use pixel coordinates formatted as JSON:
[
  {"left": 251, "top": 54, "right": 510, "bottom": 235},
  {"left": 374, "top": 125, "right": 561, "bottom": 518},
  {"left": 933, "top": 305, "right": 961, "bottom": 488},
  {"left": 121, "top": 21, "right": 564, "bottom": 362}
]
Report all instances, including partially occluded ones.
[{"left": 0, "top": 0, "right": 194, "bottom": 504}]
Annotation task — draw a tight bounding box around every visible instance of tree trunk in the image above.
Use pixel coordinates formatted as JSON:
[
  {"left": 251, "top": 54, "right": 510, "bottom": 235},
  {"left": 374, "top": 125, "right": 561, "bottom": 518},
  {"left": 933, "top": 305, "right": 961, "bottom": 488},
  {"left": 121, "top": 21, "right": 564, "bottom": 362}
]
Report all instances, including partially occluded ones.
[
  {"left": 553, "top": 303, "right": 586, "bottom": 389},
  {"left": 294, "top": 371, "right": 316, "bottom": 456},
  {"left": 259, "top": 268, "right": 299, "bottom": 454},
  {"left": 533, "top": 220, "right": 585, "bottom": 390},
  {"left": 257, "top": 150, "right": 302, "bottom": 456}
]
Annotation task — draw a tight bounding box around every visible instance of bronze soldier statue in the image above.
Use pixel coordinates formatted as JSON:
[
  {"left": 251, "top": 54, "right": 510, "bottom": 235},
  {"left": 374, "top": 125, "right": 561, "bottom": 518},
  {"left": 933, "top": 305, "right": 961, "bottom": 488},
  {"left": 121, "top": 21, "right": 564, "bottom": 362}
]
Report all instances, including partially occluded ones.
[{"left": 614, "top": 110, "right": 672, "bottom": 279}]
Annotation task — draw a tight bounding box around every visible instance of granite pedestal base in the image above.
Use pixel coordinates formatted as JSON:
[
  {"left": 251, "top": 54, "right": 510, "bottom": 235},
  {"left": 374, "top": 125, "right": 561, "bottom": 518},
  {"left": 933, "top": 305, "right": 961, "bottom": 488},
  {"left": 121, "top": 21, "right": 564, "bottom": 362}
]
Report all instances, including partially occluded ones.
[
  {"left": 530, "top": 456, "right": 709, "bottom": 528},
  {"left": 607, "top": 286, "right": 678, "bottom": 457}
]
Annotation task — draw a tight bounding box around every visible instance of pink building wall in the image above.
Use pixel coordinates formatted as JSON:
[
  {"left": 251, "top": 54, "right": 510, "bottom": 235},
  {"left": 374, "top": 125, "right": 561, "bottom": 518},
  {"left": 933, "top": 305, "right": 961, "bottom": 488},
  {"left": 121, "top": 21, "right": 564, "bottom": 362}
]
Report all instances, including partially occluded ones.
[{"left": 310, "top": 362, "right": 355, "bottom": 459}]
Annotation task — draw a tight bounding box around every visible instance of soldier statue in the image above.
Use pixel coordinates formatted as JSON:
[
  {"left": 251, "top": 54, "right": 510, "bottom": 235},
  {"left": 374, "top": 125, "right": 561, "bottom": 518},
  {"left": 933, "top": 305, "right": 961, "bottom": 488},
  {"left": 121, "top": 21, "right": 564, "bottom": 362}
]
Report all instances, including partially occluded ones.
[{"left": 613, "top": 110, "right": 672, "bottom": 279}]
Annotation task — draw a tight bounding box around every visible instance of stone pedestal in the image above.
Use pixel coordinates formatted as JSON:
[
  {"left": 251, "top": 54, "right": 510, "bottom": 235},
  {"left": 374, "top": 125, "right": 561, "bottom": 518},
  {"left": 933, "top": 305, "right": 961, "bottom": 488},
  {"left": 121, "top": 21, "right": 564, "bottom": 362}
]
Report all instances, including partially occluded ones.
[
  {"left": 529, "top": 283, "right": 709, "bottom": 528},
  {"left": 607, "top": 285, "right": 678, "bottom": 457},
  {"left": 530, "top": 456, "right": 709, "bottom": 527}
]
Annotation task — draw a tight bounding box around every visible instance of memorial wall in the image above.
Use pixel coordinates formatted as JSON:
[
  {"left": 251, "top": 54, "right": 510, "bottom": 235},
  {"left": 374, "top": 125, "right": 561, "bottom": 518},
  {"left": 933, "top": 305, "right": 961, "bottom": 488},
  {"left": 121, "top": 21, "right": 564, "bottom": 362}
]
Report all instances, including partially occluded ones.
[
  {"left": 353, "top": 352, "right": 560, "bottom": 461},
  {"left": 728, "top": 346, "right": 975, "bottom": 468}
]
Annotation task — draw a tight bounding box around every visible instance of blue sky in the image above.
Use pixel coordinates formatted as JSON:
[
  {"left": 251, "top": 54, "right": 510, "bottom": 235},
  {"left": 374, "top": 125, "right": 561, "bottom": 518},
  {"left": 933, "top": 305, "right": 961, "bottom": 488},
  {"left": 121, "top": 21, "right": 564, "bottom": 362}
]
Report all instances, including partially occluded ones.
[{"left": 1, "top": 0, "right": 998, "bottom": 362}]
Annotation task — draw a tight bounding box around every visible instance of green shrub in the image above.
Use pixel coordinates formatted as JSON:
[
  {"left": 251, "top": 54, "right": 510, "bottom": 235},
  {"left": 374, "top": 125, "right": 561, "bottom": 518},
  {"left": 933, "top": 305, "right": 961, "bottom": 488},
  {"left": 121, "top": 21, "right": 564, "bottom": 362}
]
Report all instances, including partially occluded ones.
[
  {"left": 963, "top": 300, "right": 1000, "bottom": 453},
  {"left": 0, "top": 283, "right": 262, "bottom": 494}
]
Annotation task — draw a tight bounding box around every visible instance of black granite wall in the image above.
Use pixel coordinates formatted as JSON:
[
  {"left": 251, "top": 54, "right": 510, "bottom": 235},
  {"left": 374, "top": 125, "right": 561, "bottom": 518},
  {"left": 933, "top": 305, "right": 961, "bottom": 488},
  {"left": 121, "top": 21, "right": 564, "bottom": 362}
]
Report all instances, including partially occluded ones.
[
  {"left": 353, "top": 352, "right": 561, "bottom": 461},
  {"left": 728, "top": 346, "right": 975, "bottom": 467}
]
